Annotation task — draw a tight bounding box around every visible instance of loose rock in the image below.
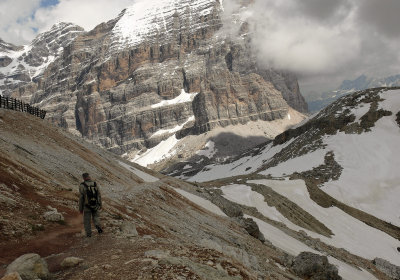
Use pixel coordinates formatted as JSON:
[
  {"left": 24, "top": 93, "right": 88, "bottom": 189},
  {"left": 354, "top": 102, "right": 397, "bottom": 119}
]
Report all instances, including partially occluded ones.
[
  {"left": 61, "top": 257, "right": 84, "bottom": 268},
  {"left": 6, "top": 253, "right": 49, "bottom": 280},
  {"left": 43, "top": 209, "right": 64, "bottom": 222},
  {"left": 291, "top": 252, "right": 341, "bottom": 280}
]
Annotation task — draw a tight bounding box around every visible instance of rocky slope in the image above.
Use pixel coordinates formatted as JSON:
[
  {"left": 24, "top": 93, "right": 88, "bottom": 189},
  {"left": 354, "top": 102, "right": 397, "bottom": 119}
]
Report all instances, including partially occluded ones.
[{"left": 1, "top": 0, "right": 307, "bottom": 162}]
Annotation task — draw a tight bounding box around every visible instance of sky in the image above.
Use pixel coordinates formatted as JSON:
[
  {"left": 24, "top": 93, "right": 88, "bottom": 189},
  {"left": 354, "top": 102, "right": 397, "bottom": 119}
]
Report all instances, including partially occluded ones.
[{"left": 0, "top": 0, "right": 399, "bottom": 97}]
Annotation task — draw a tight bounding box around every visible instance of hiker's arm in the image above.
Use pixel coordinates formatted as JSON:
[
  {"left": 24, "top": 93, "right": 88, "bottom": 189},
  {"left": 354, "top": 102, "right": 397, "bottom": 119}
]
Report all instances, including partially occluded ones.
[{"left": 78, "top": 184, "right": 84, "bottom": 212}]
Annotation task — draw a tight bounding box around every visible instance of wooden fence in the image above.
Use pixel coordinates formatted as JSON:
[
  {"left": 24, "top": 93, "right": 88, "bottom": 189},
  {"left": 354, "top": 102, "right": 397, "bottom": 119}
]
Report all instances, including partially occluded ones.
[{"left": 0, "top": 96, "right": 46, "bottom": 119}]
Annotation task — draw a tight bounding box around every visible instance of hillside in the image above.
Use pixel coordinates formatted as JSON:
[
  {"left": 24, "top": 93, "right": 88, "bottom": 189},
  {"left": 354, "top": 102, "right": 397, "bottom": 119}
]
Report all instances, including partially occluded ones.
[{"left": 0, "top": 108, "right": 318, "bottom": 279}]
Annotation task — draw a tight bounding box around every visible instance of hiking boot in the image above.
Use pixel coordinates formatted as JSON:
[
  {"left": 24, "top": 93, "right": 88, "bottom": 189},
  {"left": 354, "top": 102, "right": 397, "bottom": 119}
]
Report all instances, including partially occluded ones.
[{"left": 96, "top": 226, "right": 103, "bottom": 234}]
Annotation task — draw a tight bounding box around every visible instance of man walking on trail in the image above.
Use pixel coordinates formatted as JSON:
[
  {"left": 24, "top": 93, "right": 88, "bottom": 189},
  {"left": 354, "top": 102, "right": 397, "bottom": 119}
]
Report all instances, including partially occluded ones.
[{"left": 79, "top": 173, "right": 103, "bottom": 237}]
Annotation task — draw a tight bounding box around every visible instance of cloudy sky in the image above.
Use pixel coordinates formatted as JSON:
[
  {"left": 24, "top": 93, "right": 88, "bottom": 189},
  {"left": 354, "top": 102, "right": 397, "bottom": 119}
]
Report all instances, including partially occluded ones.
[{"left": 1, "top": 0, "right": 399, "bottom": 96}]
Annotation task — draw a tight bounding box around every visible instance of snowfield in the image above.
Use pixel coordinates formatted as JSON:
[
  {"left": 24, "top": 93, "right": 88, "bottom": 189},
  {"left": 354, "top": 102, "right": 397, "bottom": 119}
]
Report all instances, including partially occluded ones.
[
  {"left": 232, "top": 179, "right": 400, "bottom": 266},
  {"left": 321, "top": 89, "right": 400, "bottom": 226},
  {"left": 173, "top": 183, "right": 379, "bottom": 279}
]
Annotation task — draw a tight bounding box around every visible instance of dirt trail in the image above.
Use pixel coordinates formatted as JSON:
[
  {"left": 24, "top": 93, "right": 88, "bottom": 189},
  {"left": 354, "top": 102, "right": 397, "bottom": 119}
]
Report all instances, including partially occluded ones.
[{"left": 0, "top": 213, "right": 83, "bottom": 274}]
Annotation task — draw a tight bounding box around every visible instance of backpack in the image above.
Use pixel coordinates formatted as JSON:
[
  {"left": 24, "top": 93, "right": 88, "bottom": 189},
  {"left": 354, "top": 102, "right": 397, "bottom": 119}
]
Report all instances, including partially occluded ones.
[{"left": 83, "top": 182, "right": 98, "bottom": 208}]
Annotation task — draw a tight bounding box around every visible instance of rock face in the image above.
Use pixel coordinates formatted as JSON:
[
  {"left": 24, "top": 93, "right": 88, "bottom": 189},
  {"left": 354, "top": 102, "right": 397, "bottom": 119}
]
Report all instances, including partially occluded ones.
[
  {"left": 6, "top": 254, "right": 49, "bottom": 280},
  {"left": 290, "top": 252, "right": 341, "bottom": 280},
  {"left": 3, "top": 0, "right": 308, "bottom": 156}
]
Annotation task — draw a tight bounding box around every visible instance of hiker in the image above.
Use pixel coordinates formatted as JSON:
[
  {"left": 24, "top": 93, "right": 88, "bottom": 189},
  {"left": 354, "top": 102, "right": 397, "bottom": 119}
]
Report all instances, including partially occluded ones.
[{"left": 79, "top": 173, "right": 103, "bottom": 237}]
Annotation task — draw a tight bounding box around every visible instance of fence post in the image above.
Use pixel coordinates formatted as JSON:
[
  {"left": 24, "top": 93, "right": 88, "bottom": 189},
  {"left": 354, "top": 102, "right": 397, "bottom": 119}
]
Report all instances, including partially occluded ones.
[{"left": 0, "top": 96, "right": 46, "bottom": 119}]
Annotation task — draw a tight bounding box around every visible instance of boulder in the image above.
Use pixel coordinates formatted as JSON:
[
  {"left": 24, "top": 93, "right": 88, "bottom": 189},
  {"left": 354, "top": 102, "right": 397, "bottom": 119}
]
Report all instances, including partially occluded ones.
[
  {"left": 43, "top": 210, "right": 64, "bottom": 222},
  {"left": 373, "top": 258, "right": 400, "bottom": 280},
  {"left": 6, "top": 253, "right": 49, "bottom": 280},
  {"left": 291, "top": 252, "right": 341, "bottom": 280},
  {"left": 0, "top": 272, "right": 22, "bottom": 280},
  {"left": 239, "top": 217, "right": 265, "bottom": 243},
  {"left": 60, "top": 257, "right": 84, "bottom": 268}
]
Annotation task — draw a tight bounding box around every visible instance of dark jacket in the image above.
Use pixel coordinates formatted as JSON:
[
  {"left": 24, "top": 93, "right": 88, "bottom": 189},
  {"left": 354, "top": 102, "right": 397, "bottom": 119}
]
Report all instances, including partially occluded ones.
[{"left": 79, "top": 180, "right": 102, "bottom": 211}]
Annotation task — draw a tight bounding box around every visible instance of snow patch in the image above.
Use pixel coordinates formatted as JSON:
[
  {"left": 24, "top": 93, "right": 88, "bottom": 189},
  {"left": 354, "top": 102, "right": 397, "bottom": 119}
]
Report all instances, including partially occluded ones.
[
  {"left": 132, "top": 134, "right": 179, "bottom": 167},
  {"left": 151, "top": 89, "right": 198, "bottom": 108},
  {"left": 151, "top": 115, "right": 194, "bottom": 138}
]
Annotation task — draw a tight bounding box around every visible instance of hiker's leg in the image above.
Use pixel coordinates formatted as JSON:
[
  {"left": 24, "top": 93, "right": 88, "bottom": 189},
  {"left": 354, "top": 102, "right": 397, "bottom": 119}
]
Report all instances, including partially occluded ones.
[
  {"left": 83, "top": 209, "right": 92, "bottom": 236},
  {"left": 92, "top": 209, "right": 102, "bottom": 233}
]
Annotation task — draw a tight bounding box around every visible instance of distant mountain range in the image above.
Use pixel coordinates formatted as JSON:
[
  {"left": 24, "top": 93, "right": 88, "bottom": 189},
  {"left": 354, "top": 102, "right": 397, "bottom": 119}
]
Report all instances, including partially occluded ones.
[{"left": 307, "top": 74, "right": 400, "bottom": 112}]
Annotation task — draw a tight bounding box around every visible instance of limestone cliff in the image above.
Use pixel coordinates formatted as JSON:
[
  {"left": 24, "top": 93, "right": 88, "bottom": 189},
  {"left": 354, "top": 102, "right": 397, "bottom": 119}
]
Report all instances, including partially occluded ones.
[{"left": 3, "top": 0, "right": 308, "bottom": 156}]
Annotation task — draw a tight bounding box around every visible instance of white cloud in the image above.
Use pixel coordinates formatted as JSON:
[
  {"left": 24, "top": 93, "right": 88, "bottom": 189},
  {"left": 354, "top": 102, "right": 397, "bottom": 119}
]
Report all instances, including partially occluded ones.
[
  {"left": 0, "top": 0, "right": 41, "bottom": 44},
  {"left": 223, "top": 0, "right": 400, "bottom": 94},
  {"left": 0, "top": 0, "right": 135, "bottom": 45}
]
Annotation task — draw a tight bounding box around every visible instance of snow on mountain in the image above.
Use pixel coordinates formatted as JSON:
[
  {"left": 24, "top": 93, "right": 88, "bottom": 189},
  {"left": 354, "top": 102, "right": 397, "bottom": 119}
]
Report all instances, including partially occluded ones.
[
  {"left": 110, "top": 0, "right": 219, "bottom": 52},
  {"left": 0, "top": 23, "right": 83, "bottom": 96},
  {"left": 151, "top": 89, "right": 198, "bottom": 108},
  {"left": 320, "top": 90, "right": 400, "bottom": 226}
]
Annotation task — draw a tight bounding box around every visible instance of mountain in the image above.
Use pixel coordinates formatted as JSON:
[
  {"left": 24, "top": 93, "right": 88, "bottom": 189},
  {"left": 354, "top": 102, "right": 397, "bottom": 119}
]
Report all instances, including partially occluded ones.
[
  {"left": 0, "top": 0, "right": 307, "bottom": 167},
  {"left": 307, "top": 74, "right": 400, "bottom": 112},
  {"left": 1, "top": 91, "right": 397, "bottom": 279}
]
